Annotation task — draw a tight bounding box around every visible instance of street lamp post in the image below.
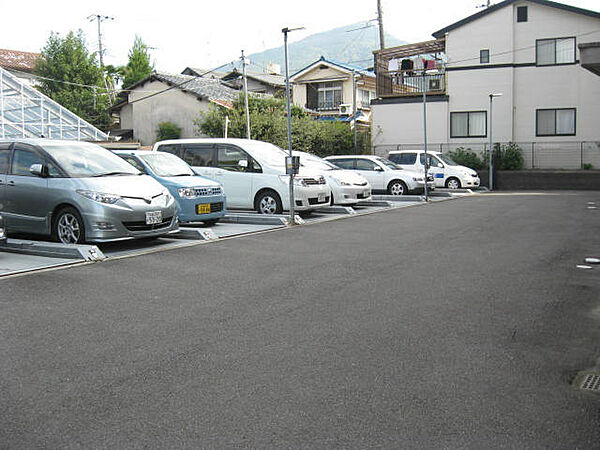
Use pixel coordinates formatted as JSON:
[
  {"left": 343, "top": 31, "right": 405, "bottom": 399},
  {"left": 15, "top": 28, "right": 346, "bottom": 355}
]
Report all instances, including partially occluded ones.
[
  {"left": 488, "top": 93, "right": 502, "bottom": 190},
  {"left": 282, "top": 26, "right": 304, "bottom": 224}
]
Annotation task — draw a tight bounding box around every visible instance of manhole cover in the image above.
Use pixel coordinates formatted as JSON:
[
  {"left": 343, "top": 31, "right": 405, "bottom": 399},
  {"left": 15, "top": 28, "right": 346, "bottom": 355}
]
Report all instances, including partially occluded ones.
[{"left": 580, "top": 374, "right": 600, "bottom": 392}]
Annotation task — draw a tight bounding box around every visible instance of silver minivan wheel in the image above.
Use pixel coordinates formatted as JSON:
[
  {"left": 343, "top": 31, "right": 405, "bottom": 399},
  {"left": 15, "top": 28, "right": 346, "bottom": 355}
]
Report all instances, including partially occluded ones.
[
  {"left": 388, "top": 180, "right": 407, "bottom": 196},
  {"left": 54, "top": 208, "right": 85, "bottom": 244},
  {"left": 255, "top": 190, "right": 282, "bottom": 215},
  {"left": 446, "top": 177, "right": 461, "bottom": 189}
]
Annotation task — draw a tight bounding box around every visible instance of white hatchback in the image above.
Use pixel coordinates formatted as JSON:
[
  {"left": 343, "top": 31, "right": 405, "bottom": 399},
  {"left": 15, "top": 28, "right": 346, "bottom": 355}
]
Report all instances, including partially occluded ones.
[
  {"left": 153, "top": 139, "right": 331, "bottom": 214},
  {"left": 293, "top": 151, "right": 372, "bottom": 205},
  {"left": 324, "top": 155, "right": 434, "bottom": 196},
  {"left": 388, "top": 150, "right": 480, "bottom": 189}
]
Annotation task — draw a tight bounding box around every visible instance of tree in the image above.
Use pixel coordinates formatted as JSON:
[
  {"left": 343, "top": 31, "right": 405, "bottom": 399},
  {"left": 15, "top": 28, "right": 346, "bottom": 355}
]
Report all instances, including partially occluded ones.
[
  {"left": 195, "top": 95, "right": 364, "bottom": 156},
  {"left": 156, "top": 122, "right": 181, "bottom": 141},
  {"left": 34, "top": 30, "right": 110, "bottom": 130},
  {"left": 122, "top": 35, "right": 154, "bottom": 89}
]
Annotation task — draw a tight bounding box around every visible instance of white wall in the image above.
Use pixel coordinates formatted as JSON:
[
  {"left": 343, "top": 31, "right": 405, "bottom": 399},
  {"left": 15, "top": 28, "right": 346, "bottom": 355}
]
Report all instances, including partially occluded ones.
[
  {"left": 372, "top": 101, "right": 448, "bottom": 152},
  {"left": 126, "top": 79, "right": 211, "bottom": 145}
]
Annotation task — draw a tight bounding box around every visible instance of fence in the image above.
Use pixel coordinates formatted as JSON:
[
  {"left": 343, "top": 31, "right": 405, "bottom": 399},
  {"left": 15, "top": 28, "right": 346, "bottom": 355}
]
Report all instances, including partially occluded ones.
[{"left": 372, "top": 141, "right": 600, "bottom": 170}]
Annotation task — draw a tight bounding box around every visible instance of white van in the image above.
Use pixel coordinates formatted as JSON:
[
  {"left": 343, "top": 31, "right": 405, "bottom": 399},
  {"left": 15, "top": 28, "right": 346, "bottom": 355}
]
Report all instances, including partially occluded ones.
[
  {"left": 152, "top": 139, "right": 331, "bottom": 214},
  {"left": 388, "top": 150, "right": 480, "bottom": 189}
]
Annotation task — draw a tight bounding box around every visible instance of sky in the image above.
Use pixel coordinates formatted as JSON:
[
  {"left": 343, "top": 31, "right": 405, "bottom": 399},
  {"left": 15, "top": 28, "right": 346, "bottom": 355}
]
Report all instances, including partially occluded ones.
[{"left": 1, "top": 0, "right": 598, "bottom": 73}]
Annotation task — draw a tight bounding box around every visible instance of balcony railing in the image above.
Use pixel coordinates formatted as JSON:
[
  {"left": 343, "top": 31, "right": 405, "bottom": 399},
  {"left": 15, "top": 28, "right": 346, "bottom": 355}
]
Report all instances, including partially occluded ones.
[{"left": 374, "top": 38, "right": 447, "bottom": 98}]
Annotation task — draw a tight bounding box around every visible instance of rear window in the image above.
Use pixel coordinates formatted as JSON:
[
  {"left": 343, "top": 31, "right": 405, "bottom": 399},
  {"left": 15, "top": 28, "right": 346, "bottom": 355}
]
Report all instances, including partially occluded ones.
[
  {"left": 183, "top": 145, "right": 214, "bottom": 167},
  {"left": 156, "top": 144, "right": 182, "bottom": 157},
  {"left": 390, "top": 153, "right": 417, "bottom": 165}
]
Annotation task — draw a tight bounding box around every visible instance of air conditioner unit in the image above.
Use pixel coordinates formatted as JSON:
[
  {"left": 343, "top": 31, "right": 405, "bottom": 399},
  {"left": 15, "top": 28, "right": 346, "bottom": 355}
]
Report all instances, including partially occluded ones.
[
  {"left": 339, "top": 104, "right": 353, "bottom": 115},
  {"left": 428, "top": 78, "right": 441, "bottom": 91}
]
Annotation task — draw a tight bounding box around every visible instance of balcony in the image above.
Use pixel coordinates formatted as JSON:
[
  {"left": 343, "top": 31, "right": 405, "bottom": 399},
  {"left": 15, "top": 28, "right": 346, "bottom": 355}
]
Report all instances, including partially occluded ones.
[{"left": 374, "top": 38, "right": 447, "bottom": 98}]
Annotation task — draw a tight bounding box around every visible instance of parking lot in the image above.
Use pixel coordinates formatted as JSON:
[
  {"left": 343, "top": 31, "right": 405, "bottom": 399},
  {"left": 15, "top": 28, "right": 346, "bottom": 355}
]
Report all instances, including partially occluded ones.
[
  {"left": 1, "top": 190, "right": 598, "bottom": 448},
  {"left": 0, "top": 191, "right": 470, "bottom": 278}
]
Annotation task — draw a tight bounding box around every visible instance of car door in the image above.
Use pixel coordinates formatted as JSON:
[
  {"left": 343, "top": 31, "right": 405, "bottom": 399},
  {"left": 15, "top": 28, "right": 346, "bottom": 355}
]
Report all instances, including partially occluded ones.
[
  {"left": 182, "top": 144, "right": 216, "bottom": 179},
  {"left": 0, "top": 143, "right": 11, "bottom": 214},
  {"left": 4, "top": 144, "right": 50, "bottom": 233},
  {"left": 421, "top": 153, "right": 445, "bottom": 187},
  {"left": 213, "top": 144, "right": 254, "bottom": 208},
  {"left": 354, "top": 158, "right": 385, "bottom": 191}
]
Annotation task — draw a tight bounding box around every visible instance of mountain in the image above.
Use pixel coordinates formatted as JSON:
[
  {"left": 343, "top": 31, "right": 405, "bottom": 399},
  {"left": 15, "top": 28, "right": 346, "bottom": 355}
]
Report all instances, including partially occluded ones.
[{"left": 239, "top": 23, "right": 406, "bottom": 74}]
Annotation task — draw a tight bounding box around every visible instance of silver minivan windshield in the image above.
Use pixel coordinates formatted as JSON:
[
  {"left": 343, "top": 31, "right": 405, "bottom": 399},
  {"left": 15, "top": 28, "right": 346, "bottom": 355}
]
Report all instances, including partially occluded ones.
[
  {"left": 43, "top": 143, "right": 140, "bottom": 178},
  {"left": 139, "top": 152, "right": 195, "bottom": 177}
]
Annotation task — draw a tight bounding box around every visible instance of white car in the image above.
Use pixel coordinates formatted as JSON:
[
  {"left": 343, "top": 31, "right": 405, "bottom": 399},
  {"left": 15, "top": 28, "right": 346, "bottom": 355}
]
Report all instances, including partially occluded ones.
[
  {"left": 324, "top": 155, "right": 434, "bottom": 196},
  {"left": 388, "top": 150, "right": 480, "bottom": 189},
  {"left": 293, "top": 151, "right": 372, "bottom": 206},
  {"left": 153, "top": 139, "right": 331, "bottom": 214}
]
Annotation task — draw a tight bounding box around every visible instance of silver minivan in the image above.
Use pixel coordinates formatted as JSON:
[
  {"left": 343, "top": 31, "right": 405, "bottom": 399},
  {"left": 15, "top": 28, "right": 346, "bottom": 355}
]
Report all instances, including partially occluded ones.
[{"left": 0, "top": 139, "right": 179, "bottom": 243}]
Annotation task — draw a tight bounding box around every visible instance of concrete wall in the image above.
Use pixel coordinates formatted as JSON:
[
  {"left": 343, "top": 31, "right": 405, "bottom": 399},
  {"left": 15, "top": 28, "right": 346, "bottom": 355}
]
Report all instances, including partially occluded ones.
[{"left": 125, "top": 80, "right": 210, "bottom": 146}]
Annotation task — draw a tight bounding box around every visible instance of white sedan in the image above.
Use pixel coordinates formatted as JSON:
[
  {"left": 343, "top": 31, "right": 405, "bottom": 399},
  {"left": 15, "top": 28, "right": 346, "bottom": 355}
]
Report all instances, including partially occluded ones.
[
  {"left": 293, "top": 151, "right": 372, "bottom": 205},
  {"left": 325, "top": 155, "right": 434, "bottom": 195}
]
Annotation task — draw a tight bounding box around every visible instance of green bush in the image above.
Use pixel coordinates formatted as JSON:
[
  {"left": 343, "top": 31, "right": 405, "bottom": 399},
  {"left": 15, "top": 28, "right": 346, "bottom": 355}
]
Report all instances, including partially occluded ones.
[
  {"left": 446, "top": 147, "right": 485, "bottom": 170},
  {"left": 156, "top": 122, "right": 182, "bottom": 141},
  {"left": 583, "top": 163, "right": 594, "bottom": 170},
  {"left": 482, "top": 142, "right": 525, "bottom": 170},
  {"left": 195, "top": 94, "right": 368, "bottom": 155}
]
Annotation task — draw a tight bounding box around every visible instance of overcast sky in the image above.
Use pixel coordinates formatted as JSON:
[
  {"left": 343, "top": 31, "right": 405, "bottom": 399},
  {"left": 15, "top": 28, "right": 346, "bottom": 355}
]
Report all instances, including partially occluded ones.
[{"left": 1, "top": 0, "right": 598, "bottom": 73}]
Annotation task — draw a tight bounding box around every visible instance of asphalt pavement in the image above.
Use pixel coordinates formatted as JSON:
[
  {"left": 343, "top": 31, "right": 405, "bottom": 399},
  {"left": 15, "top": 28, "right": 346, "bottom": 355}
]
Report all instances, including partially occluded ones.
[{"left": 1, "top": 191, "right": 599, "bottom": 449}]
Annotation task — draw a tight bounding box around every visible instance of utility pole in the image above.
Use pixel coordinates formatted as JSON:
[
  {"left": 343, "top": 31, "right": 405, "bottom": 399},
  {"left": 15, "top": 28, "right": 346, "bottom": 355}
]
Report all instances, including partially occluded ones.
[
  {"left": 88, "top": 14, "right": 114, "bottom": 100},
  {"left": 422, "top": 61, "right": 429, "bottom": 201},
  {"left": 241, "top": 50, "right": 251, "bottom": 140},
  {"left": 352, "top": 70, "right": 358, "bottom": 152},
  {"left": 283, "top": 26, "right": 305, "bottom": 225},
  {"left": 377, "top": 0, "right": 385, "bottom": 50}
]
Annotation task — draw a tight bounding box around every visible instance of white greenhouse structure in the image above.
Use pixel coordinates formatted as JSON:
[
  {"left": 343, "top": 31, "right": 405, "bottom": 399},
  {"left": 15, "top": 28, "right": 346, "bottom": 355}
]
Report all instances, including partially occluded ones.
[{"left": 0, "top": 67, "right": 108, "bottom": 141}]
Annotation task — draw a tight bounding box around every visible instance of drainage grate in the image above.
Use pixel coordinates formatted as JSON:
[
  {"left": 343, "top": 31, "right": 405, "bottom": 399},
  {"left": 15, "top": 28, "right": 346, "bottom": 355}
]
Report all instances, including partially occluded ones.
[{"left": 580, "top": 374, "right": 600, "bottom": 392}]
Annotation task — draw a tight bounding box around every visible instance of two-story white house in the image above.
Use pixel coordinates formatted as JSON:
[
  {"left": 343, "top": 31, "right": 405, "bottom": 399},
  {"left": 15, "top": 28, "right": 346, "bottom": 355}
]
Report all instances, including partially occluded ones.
[
  {"left": 291, "top": 57, "right": 377, "bottom": 125},
  {"left": 371, "top": 0, "right": 600, "bottom": 169}
]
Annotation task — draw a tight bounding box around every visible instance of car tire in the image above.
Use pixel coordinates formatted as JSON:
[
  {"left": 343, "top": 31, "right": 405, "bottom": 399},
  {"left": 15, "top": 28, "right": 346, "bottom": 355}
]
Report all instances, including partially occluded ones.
[
  {"left": 255, "top": 190, "right": 283, "bottom": 215},
  {"left": 203, "top": 219, "right": 219, "bottom": 226},
  {"left": 53, "top": 206, "right": 85, "bottom": 244},
  {"left": 445, "top": 177, "right": 461, "bottom": 189},
  {"left": 388, "top": 180, "right": 408, "bottom": 196}
]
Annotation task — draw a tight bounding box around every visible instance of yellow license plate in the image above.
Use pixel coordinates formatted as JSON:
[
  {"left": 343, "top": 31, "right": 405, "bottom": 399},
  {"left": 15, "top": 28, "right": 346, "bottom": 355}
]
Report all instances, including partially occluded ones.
[{"left": 196, "top": 203, "right": 211, "bottom": 214}]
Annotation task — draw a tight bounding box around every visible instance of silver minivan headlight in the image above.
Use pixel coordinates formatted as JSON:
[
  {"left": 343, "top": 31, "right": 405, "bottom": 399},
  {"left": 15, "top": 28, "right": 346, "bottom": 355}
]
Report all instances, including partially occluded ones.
[{"left": 76, "top": 189, "right": 121, "bottom": 204}]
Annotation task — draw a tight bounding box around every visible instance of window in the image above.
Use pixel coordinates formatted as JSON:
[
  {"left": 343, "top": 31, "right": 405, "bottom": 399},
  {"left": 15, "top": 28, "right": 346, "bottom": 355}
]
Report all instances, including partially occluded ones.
[
  {"left": 480, "top": 49, "right": 490, "bottom": 64},
  {"left": 0, "top": 145, "right": 10, "bottom": 174},
  {"left": 156, "top": 144, "right": 182, "bottom": 157},
  {"left": 389, "top": 153, "right": 417, "bottom": 165},
  {"left": 450, "top": 112, "right": 487, "bottom": 138},
  {"left": 317, "top": 82, "right": 342, "bottom": 110},
  {"left": 10, "top": 147, "right": 45, "bottom": 176},
  {"left": 120, "top": 156, "right": 147, "bottom": 173},
  {"left": 517, "top": 6, "right": 528, "bottom": 22},
  {"left": 536, "top": 108, "right": 576, "bottom": 136},
  {"left": 420, "top": 154, "right": 444, "bottom": 168},
  {"left": 183, "top": 145, "right": 214, "bottom": 167},
  {"left": 216, "top": 145, "right": 251, "bottom": 172},
  {"left": 329, "top": 159, "right": 354, "bottom": 170},
  {"left": 536, "top": 38, "right": 575, "bottom": 65},
  {"left": 355, "top": 159, "right": 379, "bottom": 171},
  {"left": 359, "top": 89, "right": 375, "bottom": 108}
]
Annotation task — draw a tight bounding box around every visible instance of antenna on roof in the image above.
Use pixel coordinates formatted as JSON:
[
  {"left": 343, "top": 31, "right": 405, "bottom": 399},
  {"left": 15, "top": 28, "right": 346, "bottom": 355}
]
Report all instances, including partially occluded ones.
[{"left": 476, "top": 0, "right": 492, "bottom": 9}]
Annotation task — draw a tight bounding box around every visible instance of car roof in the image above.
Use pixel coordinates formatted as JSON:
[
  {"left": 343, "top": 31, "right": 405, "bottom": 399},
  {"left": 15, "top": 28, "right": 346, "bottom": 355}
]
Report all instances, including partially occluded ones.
[
  {"left": 325, "top": 154, "right": 377, "bottom": 159},
  {"left": 389, "top": 150, "right": 441, "bottom": 155},
  {"left": 0, "top": 138, "right": 103, "bottom": 146},
  {"left": 154, "top": 138, "right": 266, "bottom": 146}
]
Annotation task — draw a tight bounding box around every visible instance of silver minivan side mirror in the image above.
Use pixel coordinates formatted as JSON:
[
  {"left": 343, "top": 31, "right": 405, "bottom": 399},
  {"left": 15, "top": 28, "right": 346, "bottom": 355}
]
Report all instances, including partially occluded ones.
[{"left": 29, "top": 163, "right": 45, "bottom": 177}]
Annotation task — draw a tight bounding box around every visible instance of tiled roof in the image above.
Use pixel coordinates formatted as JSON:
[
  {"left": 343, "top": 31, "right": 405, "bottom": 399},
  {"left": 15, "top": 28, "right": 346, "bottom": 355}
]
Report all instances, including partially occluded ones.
[
  {"left": 0, "top": 48, "right": 40, "bottom": 72},
  {"left": 222, "top": 69, "right": 286, "bottom": 87},
  {"left": 129, "top": 71, "right": 242, "bottom": 103},
  {"left": 291, "top": 56, "right": 375, "bottom": 79}
]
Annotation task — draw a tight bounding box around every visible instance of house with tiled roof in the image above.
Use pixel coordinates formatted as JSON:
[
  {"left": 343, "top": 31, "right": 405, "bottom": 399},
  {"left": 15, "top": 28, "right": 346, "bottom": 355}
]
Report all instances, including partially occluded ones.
[
  {"left": 290, "top": 56, "right": 376, "bottom": 124},
  {"left": 220, "top": 68, "right": 286, "bottom": 96},
  {"left": 0, "top": 48, "right": 40, "bottom": 86},
  {"left": 110, "top": 71, "right": 246, "bottom": 145}
]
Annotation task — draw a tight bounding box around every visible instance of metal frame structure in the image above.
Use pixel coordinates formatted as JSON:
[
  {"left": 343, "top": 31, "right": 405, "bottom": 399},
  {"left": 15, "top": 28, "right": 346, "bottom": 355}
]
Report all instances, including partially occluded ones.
[{"left": 0, "top": 67, "right": 108, "bottom": 141}]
